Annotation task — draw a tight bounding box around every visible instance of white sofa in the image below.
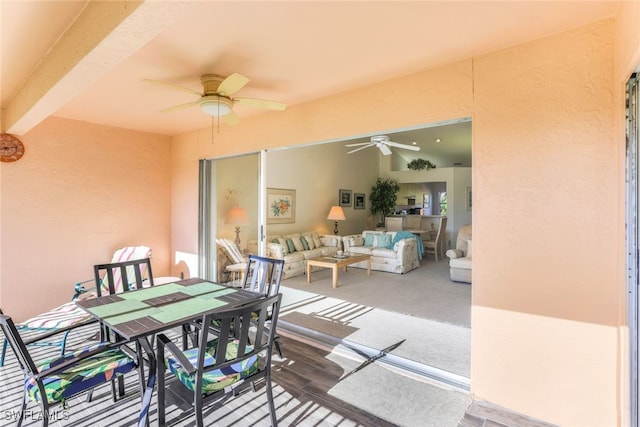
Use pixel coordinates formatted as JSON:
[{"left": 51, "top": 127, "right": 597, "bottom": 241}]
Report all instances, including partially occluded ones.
[
  {"left": 341, "top": 230, "right": 420, "bottom": 274},
  {"left": 446, "top": 224, "right": 472, "bottom": 283},
  {"left": 247, "top": 232, "right": 341, "bottom": 279}
]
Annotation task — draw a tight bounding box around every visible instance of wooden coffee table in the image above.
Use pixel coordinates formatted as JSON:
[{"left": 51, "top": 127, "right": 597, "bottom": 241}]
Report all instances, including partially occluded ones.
[{"left": 306, "top": 253, "right": 371, "bottom": 288}]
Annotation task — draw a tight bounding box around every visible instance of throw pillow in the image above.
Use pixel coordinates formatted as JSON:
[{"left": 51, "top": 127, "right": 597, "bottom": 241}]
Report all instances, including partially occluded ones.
[
  {"left": 300, "top": 236, "right": 310, "bottom": 250},
  {"left": 285, "top": 238, "right": 296, "bottom": 253},
  {"left": 311, "top": 233, "right": 322, "bottom": 248},
  {"left": 289, "top": 234, "right": 305, "bottom": 252},
  {"left": 276, "top": 237, "right": 289, "bottom": 254},
  {"left": 302, "top": 234, "right": 316, "bottom": 249},
  {"left": 364, "top": 233, "right": 375, "bottom": 247},
  {"left": 373, "top": 234, "right": 393, "bottom": 249}
]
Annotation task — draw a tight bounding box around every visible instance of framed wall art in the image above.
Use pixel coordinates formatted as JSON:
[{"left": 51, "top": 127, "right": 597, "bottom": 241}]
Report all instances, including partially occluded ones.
[
  {"left": 466, "top": 187, "right": 472, "bottom": 211},
  {"left": 354, "top": 193, "right": 365, "bottom": 209},
  {"left": 339, "top": 189, "right": 352, "bottom": 207},
  {"left": 267, "top": 188, "right": 296, "bottom": 224}
]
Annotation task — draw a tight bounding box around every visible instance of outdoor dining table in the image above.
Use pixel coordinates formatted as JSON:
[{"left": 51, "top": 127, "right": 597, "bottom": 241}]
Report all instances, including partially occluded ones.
[{"left": 75, "top": 277, "right": 264, "bottom": 427}]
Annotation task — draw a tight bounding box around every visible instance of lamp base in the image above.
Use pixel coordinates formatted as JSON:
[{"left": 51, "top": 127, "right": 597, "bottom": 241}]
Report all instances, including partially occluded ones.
[
  {"left": 234, "top": 226, "right": 241, "bottom": 248},
  {"left": 333, "top": 221, "right": 339, "bottom": 235}
]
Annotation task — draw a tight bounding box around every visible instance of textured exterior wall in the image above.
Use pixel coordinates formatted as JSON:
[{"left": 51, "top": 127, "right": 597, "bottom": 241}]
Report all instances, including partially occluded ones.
[
  {"left": 169, "top": 19, "right": 628, "bottom": 425},
  {"left": 0, "top": 117, "right": 172, "bottom": 321}
]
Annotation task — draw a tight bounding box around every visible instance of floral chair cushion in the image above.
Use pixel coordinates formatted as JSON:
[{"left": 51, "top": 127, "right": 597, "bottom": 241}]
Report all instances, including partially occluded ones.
[
  {"left": 166, "top": 339, "right": 258, "bottom": 393},
  {"left": 26, "top": 343, "right": 136, "bottom": 403}
]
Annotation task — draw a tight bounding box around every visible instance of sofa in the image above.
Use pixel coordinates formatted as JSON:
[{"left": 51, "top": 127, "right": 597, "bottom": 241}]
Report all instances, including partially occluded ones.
[
  {"left": 341, "top": 230, "right": 421, "bottom": 274},
  {"left": 446, "top": 223, "right": 472, "bottom": 283},
  {"left": 247, "top": 232, "right": 341, "bottom": 279}
]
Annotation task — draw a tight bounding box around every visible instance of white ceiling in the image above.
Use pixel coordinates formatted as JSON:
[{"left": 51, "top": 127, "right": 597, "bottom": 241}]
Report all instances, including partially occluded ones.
[{"left": 0, "top": 1, "right": 619, "bottom": 166}]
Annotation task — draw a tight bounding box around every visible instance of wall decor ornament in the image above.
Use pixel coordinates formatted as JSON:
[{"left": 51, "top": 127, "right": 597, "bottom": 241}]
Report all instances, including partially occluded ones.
[
  {"left": 267, "top": 188, "right": 296, "bottom": 224},
  {"left": 339, "top": 189, "right": 352, "bottom": 207}
]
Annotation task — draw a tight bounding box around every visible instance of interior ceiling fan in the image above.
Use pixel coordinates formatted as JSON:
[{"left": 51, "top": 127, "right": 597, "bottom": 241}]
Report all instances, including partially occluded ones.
[
  {"left": 144, "top": 73, "right": 286, "bottom": 125},
  {"left": 346, "top": 135, "right": 420, "bottom": 156}
]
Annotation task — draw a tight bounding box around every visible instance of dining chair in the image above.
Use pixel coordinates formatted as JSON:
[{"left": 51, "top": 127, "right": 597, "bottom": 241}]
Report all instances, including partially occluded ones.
[
  {"left": 92, "top": 257, "right": 155, "bottom": 398},
  {"left": 0, "top": 245, "right": 153, "bottom": 368},
  {"left": 242, "top": 255, "right": 285, "bottom": 358},
  {"left": 384, "top": 217, "right": 403, "bottom": 231},
  {"left": 157, "top": 293, "right": 283, "bottom": 427},
  {"left": 0, "top": 311, "right": 141, "bottom": 427},
  {"left": 423, "top": 217, "right": 448, "bottom": 261}
]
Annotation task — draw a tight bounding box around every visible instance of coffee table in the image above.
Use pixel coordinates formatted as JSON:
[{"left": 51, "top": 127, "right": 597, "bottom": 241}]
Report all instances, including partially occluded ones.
[{"left": 306, "top": 253, "right": 371, "bottom": 288}]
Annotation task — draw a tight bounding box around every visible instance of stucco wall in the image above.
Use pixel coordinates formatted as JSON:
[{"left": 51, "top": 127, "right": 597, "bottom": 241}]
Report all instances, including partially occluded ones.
[
  {"left": 168, "top": 19, "right": 628, "bottom": 425},
  {"left": 0, "top": 117, "right": 172, "bottom": 321}
]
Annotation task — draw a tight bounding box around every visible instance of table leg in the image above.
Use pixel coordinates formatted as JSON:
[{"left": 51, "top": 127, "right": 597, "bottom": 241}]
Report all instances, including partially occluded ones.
[
  {"left": 332, "top": 266, "right": 339, "bottom": 288},
  {"left": 137, "top": 336, "right": 156, "bottom": 427},
  {"left": 307, "top": 263, "right": 312, "bottom": 283}
]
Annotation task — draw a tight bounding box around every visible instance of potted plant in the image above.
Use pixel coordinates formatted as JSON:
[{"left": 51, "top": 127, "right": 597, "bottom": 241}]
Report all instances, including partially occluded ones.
[
  {"left": 407, "top": 158, "right": 436, "bottom": 171},
  {"left": 369, "top": 177, "right": 400, "bottom": 228}
]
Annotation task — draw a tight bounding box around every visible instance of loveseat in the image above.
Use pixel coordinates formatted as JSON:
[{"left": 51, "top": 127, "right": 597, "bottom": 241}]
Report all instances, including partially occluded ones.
[
  {"left": 341, "top": 230, "right": 421, "bottom": 274},
  {"left": 247, "top": 232, "right": 341, "bottom": 279},
  {"left": 446, "top": 223, "right": 472, "bottom": 283}
]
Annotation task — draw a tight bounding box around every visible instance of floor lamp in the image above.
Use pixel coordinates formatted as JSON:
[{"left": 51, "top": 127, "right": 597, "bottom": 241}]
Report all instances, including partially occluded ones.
[{"left": 225, "top": 206, "right": 250, "bottom": 248}]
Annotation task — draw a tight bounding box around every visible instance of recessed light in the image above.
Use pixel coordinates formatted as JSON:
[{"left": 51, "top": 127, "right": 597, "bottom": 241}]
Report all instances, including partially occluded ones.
[
  {"left": 411, "top": 141, "right": 417, "bottom": 145},
  {"left": 435, "top": 138, "right": 442, "bottom": 143}
]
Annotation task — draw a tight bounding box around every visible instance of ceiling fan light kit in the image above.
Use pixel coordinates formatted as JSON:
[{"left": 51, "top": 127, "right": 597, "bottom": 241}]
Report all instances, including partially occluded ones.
[
  {"left": 199, "top": 96, "right": 233, "bottom": 116},
  {"left": 145, "top": 72, "right": 286, "bottom": 124}
]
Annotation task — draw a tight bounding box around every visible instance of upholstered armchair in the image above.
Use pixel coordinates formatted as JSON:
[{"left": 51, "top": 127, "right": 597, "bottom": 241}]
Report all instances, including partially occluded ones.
[{"left": 446, "top": 224, "right": 472, "bottom": 283}]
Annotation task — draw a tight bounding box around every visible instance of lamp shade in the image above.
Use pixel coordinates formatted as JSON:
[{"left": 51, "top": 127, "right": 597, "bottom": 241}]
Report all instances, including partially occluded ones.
[
  {"left": 327, "top": 206, "right": 346, "bottom": 221},
  {"left": 225, "top": 206, "right": 250, "bottom": 225}
]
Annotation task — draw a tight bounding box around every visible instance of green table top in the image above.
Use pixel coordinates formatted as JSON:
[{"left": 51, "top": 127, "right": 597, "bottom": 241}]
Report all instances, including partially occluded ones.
[{"left": 76, "top": 279, "right": 262, "bottom": 339}]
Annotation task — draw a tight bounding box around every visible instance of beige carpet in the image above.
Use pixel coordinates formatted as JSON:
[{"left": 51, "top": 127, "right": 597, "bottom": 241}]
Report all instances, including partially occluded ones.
[
  {"left": 281, "top": 257, "right": 471, "bottom": 327},
  {"left": 278, "top": 258, "right": 472, "bottom": 377}
]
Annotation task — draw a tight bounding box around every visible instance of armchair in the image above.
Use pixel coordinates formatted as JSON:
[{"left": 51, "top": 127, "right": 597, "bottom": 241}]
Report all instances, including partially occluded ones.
[{"left": 446, "top": 224, "right": 472, "bottom": 283}]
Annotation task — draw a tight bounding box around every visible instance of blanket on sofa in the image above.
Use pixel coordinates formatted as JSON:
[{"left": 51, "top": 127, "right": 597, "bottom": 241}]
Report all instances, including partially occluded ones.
[{"left": 392, "top": 231, "right": 424, "bottom": 259}]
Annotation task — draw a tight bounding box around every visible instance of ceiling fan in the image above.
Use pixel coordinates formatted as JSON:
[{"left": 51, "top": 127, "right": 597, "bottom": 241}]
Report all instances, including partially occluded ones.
[
  {"left": 346, "top": 135, "right": 420, "bottom": 156},
  {"left": 144, "top": 73, "right": 286, "bottom": 125}
]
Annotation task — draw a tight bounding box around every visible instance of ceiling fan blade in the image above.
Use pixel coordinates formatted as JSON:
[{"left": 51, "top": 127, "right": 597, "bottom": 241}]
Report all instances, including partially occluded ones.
[
  {"left": 347, "top": 145, "right": 373, "bottom": 154},
  {"left": 217, "top": 73, "right": 250, "bottom": 96},
  {"left": 385, "top": 141, "right": 421, "bottom": 151},
  {"left": 378, "top": 144, "right": 393, "bottom": 156},
  {"left": 143, "top": 79, "right": 202, "bottom": 96},
  {"left": 159, "top": 101, "right": 199, "bottom": 113},
  {"left": 345, "top": 142, "right": 372, "bottom": 147},
  {"left": 234, "top": 97, "right": 286, "bottom": 111},
  {"left": 223, "top": 110, "right": 239, "bottom": 125}
]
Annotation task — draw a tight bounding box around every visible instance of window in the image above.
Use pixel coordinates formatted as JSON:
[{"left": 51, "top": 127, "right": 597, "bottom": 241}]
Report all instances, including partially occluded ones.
[{"left": 438, "top": 191, "right": 447, "bottom": 215}]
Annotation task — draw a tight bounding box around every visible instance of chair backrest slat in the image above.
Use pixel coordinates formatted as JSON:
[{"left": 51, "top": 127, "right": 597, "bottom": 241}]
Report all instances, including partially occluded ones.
[
  {"left": 242, "top": 255, "right": 284, "bottom": 297},
  {"left": 99, "top": 246, "right": 152, "bottom": 294},
  {"left": 199, "top": 293, "right": 282, "bottom": 375},
  {"left": 94, "top": 258, "right": 154, "bottom": 297}
]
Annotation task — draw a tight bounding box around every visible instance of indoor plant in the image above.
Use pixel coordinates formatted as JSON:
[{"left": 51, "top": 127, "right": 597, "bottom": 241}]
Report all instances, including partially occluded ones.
[
  {"left": 369, "top": 177, "right": 400, "bottom": 227},
  {"left": 407, "top": 158, "right": 436, "bottom": 171}
]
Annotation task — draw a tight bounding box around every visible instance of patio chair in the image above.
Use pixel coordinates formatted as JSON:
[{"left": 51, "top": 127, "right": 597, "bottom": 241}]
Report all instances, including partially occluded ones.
[
  {"left": 157, "top": 293, "right": 283, "bottom": 427},
  {"left": 0, "top": 245, "right": 152, "bottom": 367},
  {"left": 242, "top": 255, "right": 285, "bottom": 358},
  {"left": 0, "top": 311, "right": 141, "bottom": 427}
]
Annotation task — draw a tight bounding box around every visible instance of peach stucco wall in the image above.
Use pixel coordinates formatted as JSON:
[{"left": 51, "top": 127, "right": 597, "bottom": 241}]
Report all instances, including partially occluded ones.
[
  {"left": 0, "top": 117, "right": 172, "bottom": 321},
  {"left": 168, "top": 18, "right": 636, "bottom": 426}
]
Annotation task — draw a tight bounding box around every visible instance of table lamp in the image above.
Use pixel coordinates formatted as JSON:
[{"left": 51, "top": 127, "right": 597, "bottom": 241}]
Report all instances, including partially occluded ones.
[
  {"left": 327, "top": 205, "right": 346, "bottom": 235},
  {"left": 225, "top": 206, "right": 250, "bottom": 247}
]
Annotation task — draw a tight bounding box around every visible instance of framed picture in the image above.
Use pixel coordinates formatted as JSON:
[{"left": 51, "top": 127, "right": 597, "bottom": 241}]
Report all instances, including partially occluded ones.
[
  {"left": 339, "top": 189, "right": 352, "bottom": 207},
  {"left": 267, "top": 188, "right": 296, "bottom": 224},
  {"left": 466, "top": 187, "right": 472, "bottom": 211},
  {"left": 354, "top": 193, "right": 365, "bottom": 209}
]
